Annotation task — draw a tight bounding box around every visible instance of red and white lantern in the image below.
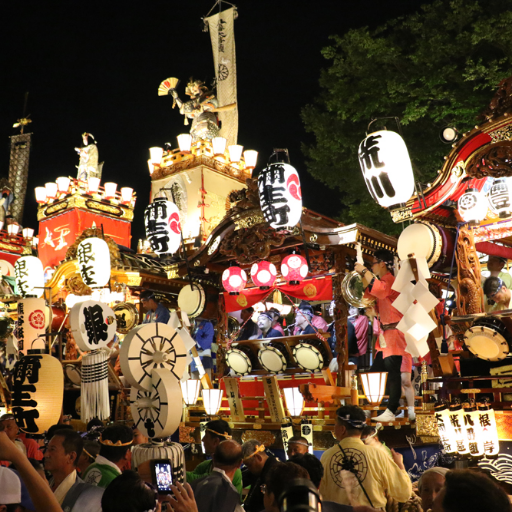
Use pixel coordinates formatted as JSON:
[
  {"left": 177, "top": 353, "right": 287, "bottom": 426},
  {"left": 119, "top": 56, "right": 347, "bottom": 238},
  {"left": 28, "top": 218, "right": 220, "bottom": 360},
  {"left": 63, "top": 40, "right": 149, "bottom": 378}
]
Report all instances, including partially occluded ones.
[
  {"left": 281, "top": 254, "right": 308, "bottom": 285},
  {"left": 251, "top": 261, "right": 277, "bottom": 289},
  {"left": 222, "top": 266, "right": 247, "bottom": 295}
]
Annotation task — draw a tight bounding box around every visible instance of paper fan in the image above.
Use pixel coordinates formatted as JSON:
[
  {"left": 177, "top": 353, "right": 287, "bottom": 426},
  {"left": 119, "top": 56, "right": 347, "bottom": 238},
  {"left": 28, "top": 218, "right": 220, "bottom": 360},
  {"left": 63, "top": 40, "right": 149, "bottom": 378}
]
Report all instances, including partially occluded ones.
[{"left": 158, "top": 77, "right": 179, "bottom": 96}]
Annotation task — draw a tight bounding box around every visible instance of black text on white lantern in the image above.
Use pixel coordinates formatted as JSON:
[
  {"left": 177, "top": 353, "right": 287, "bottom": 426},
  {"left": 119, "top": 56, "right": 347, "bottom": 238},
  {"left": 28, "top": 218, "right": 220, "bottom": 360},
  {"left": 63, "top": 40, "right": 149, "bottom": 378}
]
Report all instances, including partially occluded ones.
[
  {"left": 258, "top": 163, "right": 302, "bottom": 230},
  {"left": 458, "top": 188, "right": 488, "bottom": 224},
  {"left": 16, "top": 298, "right": 46, "bottom": 355},
  {"left": 488, "top": 178, "right": 512, "bottom": 219},
  {"left": 144, "top": 197, "right": 181, "bottom": 254},
  {"left": 358, "top": 130, "right": 415, "bottom": 208},
  {"left": 15, "top": 256, "right": 44, "bottom": 298},
  {"left": 77, "top": 238, "right": 111, "bottom": 289}
]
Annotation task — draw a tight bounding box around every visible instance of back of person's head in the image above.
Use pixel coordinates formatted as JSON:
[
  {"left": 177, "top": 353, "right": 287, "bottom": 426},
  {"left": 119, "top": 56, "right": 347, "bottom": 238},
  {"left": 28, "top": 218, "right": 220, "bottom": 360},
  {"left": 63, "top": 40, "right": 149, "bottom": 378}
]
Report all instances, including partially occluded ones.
[
  {"left": 101, "top": 470, "right": 157, "bottom": 512},
  {"left": 83, "top": 440, "right": 101, "bottom": 461},
  {"left": 206, "top": 419, "right": 232, "bottom": 441},
  {"left": 99, "top": 424, "right": 133, "bottom": 462},
  {"left": 361, "top": 425, "right": 378, "bottom": 439},
  {"left": 54, "top": 429, "right": 83, "bottom": 466},
  {"left": 242, "top": 439, "right": 264, "bottom": 459},
  {"left": 265, "top": 462, "right": 310, "bottom": 499},
  {"left": 441, "top": 470, "right": 511, "bottom": 512},
  {"left": 0, "top": 466, "right": 21, "bottom": 510},
  {"left": 288, "top": 435, "right": 308, "bottom": 445},
  {"left": 213, "top": 440, "right": 243, "bottom": 470},
  {"left": 336, "top": 405, "right": 366, "bottom": 436},
  {"left": 46, "top": 423, "right": 73, "bottom": 442},
  {"left": 288, "top": 454, "right": 323, "bottom": 488},
  {"left": 484, "top": 276, "right": 505, "bottom": 296},
  {"left": 87, "top": 418, "right": 104, "bottom": 431},
  {"left": 140, "top": 290, "right": 156, "bottom": 302},
  {"left": 374, "top": 248, "right": 395, "bottom": 269}
]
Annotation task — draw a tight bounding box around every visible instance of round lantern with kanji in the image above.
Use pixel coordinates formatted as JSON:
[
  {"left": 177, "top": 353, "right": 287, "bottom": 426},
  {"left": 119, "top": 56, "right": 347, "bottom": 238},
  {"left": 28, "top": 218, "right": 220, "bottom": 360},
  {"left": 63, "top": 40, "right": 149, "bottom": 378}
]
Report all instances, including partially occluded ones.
[
  {"left": 222, "top": 266, "right": 247, "bottom": 295},
  {"left": 458, "top": 187, "right": 488, "bottom": 224},
  {"left": 281, "top": 254, "right": 308, "bottom": 285},
  {"left": 144, "top": 197, "right": 181, "bottom": 254},
  {"left": 251, "top": 261, "right": 277, "bottom": 289}
]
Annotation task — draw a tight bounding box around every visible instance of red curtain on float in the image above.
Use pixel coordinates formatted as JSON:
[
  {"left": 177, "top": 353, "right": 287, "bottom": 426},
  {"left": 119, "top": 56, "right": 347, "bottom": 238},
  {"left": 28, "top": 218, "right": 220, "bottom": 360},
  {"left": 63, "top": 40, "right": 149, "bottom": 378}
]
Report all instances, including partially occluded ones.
[{"left": 223, "top": 276, "right": 333, "bottom": 312}]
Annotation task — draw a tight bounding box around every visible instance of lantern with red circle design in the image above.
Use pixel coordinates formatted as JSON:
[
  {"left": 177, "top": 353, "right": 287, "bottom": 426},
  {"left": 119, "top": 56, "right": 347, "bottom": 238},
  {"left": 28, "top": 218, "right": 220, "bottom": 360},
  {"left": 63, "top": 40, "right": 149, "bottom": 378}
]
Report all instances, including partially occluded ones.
[
  {"left": 222, "top": 266, "right": 247, "bottom": 295},
  {"left": 251, "top": 261, "right": 277, "bottom": 289},
  {"left": 281, "top": 254, "right": 308, "bottom": 285}
]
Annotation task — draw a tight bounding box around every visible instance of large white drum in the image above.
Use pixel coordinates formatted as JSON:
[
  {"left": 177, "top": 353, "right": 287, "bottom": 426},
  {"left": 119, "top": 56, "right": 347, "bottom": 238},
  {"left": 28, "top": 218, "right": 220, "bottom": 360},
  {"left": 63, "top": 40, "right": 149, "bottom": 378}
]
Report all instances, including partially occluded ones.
[
  {"left": 258, "top": 344, "right": 288, "bottom": 373},
  {"left": 226, "top": 345, "right": 255, "bottom": 376},
  {"left": 178, "top": 284, "right": 206, "bottom": 319},
  {"left": 464, "top": 317, "right": 512, "bottom": 362},
  {"left": 293, "top": 342, "right": 328, "bottom": 372}
]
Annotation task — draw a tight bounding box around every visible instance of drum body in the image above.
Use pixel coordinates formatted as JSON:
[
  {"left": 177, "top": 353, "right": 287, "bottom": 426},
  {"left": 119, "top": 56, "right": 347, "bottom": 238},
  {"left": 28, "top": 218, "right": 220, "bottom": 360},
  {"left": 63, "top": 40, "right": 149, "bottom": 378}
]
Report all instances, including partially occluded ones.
[
  {"left": 258, "top": 341, "right": 290, "bottom": 373},
  {"left": 64, "top": 364, "right": 82, "bottom": 387},
  {"left": 50, "top": 305, "right": 67, "bottom": 332},
  {"left": 226, "top": 344, "right": 256, "bottom": 375},
  {"left": 293, "top": 340, "right": 330, "bottom": 372},
  {"left": 397, "top": 221, "right": 455, "bottom": 272},
  {"left": 464, "top": 317, "right": 512, "bottom": 361},
  {"left": 178, "top": 284, "right": 218, "bottom": 319}
]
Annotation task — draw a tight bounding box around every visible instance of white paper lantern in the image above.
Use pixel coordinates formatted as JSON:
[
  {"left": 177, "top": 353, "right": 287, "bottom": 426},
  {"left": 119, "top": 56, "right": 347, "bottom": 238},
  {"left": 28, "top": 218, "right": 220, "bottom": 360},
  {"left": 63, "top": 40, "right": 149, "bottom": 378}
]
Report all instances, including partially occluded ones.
[
  {"left": 358, "top": 130, "right": 415, "bottom": 208},
  {"left": 212, "top": 137, "right": 227, "bottom": 156},
  {"left": 464, "top": 408, "right": 485, "bottom": 458},
  {"left": 12, "top": 353, "right": 64, "bottom": 434},
  {"left": 45, "top": 182, "right": 58, "bottom": 199},
  {"left": 77, "top": 238, "right": 111, "bottom": 289},
  {"left": 359, "top": 372, "right": 388, "bottom": 405},
  {"left": 69, "top": 300, "right": 117, "bottom": 351},
  {"left": 144, "top": 198, "right": 181, "bottom": 254},
  {"left": 488, "top": 178, "right": 512, "bottom": 219},
  {"left": 434, "top": 405, "right": 457, "bottom": 455},
  {"left": 180, "top": 380, "right": 202, "bottom": 405},
  {"left": 458, "top": 188, "right": 488, "bottom": 224},
  {"left": 202, "top": 389, "right": 224, "bottom": 416},
  {"left": 16, "top": 298, "right": 46, "bottom": 355},
  {"left": 283, "top": 387, "right": 304, "bottom": 417},
  {"left": 15, "top": 256, "right": 44, "bottom": 298},
  {"left": 258, "top": 163, "right": 302, "bottom": 230},
  {"left": 56, "top": 177, "right": 70, "bottom": 194},
  {"left": 104, "top": 182, "right": 117, "bottom": 199},
  {"left": 477, "top": 405, "right": 500, "bottom": 458}
]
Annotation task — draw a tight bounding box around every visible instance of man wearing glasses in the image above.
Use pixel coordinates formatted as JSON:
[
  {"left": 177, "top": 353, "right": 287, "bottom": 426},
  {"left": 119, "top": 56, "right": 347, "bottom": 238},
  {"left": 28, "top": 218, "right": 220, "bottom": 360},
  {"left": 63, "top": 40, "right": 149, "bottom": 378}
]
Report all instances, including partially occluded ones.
[
  {"left": 140, "top": 290, "right": 170, "bottom": 324},
  {"left": 354, "top": 249, "right": 415, "bottom": 422},
  {"left": 484, "top": 277, "right": 512, "bottom": 311}
]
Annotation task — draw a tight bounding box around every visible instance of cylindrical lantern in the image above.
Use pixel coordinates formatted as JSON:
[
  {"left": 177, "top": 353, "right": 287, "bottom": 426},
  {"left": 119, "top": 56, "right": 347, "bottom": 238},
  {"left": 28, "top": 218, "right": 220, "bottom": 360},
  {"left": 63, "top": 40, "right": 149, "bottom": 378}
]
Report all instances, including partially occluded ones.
[
  {"left": 11, "top": 353, "right": 64, "bottom": 434},
  {"left": 458, "top": 187, "right": 488, "bottom": 224},
  {"left": 212, "top": 137, "right": 227, "bottom": 156},
  {"left": 180, "top": 380, "right": 202, "bottom": 406},
  {"left": 359, "top": 372, "right": 388, "bottom": 405},
  {"left": 202, "top": 389, "right": 224, "bottom": 416},
  {"left": 77, "top": 238, "right": 111, "bottom": 289},
  {"left": 464, "top": 406, "right": 485, "bottom": 459},
  {"left": 104, "top": 182, "right": 117, "bottom": 199},
  {"left": 8, "top": 224, "right": 20, "bottom": 236},
  {"left": 35, "top": 187, "right": 47, "bottom": 204},
  {"left": 15, "top": 256, "right": 44, "bottom": 298},
  {"left": 488, "top": 177, "right": 512, "bottom": 219},
  {"left": 258, "top": 163, "right": 302, "bottom": 230},
  {"left": 32, "top": 237, "right": 39, "bottom": 247},
  {"left": 56, "top": 177, "right": 71, "bottom": 194},
  {"left": 434, "top": 404, "right": 457, "bottom": 455},
  {"left": 447, "top": 404, "right": 470, "bottom": 456},
  {"left": 477, "top": 404, "right": 500, "bottom": 458},
  {"left": 45, "top": 182, "right": 58, "bottom": 199},
  {"left": 251, "top": 261, "right": 277, "bottom": 289},
  {"left": 16, "top": 298, "right": 46, "bottom": 354},
  {"left": 147, "top": 159, "right": 155, "bottom": 175},
  {"left": 177, "top": 134, "right": 192, "bottom": 153},
  {"left": 358, "top": 130, "right": 415, "bottom": 208},
  {"left": 0, "top": 221, "right": 4, "bottom": 232},
  {"left": 244, "top": 150, "right": 258, "bottom": 169},
  {"left": 228, "top": 145, "right": 243, "bottom": 163},
  {"left": 22, "top": 228, "right": 34, "bottom": 239},
  {"left": 222, "top": 266, "right": 247, "bottom": 295},
  {"left": 144, "top": 198, "right": 181, "bottom": 254},
  {"left": 283, "top": 387, "right": 304, "bottom": 417},
  {"left": 149, "top": 147, "right": 164, "bottom": 165},
  {"left": 87, "top": 177, "right": 100, "bottom": 193},
  {"left": 120, "top": 187, "right": 133, "bottom": 204},
  {"left": 281, "top": 254, "right": 308, "bottom": 285}
]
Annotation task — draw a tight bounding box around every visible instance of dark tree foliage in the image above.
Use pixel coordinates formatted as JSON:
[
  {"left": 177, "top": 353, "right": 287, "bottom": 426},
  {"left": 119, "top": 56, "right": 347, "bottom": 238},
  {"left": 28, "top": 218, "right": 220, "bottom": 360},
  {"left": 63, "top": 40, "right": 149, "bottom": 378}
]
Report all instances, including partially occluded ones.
[{"left": 302, "top": 0, "right": 512, "bottom": 234}]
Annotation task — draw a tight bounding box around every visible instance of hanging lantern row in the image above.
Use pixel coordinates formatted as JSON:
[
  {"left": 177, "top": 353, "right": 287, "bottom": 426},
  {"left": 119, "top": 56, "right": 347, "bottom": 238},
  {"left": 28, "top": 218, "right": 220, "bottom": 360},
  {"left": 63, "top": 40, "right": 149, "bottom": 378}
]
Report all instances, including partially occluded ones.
[
  {"left": 144, "top": 197, "right": 181, "bottom": 255},
  {"left": 458, "top": 179, "right": 512, "bottom": 223}
]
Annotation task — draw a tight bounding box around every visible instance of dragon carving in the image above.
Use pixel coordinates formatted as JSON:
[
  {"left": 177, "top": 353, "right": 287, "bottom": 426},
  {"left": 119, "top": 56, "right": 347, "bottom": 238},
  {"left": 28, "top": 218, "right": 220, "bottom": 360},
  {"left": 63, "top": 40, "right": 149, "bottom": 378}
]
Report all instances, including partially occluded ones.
[
  {"left": 465, "top": 141, "right": 512, "bottom": 179},
  {"left": 480, "top": 76, "right": 512, "bottom": 121}
]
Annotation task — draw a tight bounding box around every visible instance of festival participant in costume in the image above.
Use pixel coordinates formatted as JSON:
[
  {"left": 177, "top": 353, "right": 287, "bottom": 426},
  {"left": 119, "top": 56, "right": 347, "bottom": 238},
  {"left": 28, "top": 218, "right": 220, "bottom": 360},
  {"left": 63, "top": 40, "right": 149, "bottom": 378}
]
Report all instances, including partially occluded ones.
[
  {"left": 257, "top": 311, "right": 283, "bottom": 339},
  {"left": 241, "top": 440, "right": 278, "bottom": 512},
  {"left": 0, "top": 414, "right": 26, "bottom": 466},
  {"left": 186, "top": 419, "right": 243, "bottom": 495},
  {"left": 82, "top": 424, "right": 133, "bottom": 488},
  {"left": 348, "top": 307, "right": 369, "bottom": 366},
  {"left": 191, "top": 440, "right": 244, "bottom": 512},
  {"left": 191, "top": 317, "right": 215, "bottom": 379},
  {"left": 484, "top": 256, "right": 512, "bottom": 310},
  {"left": 286, "top": 435, "right": 310, "bottom": 458},
  {"left": 236, "top": 307, "right": 259, "bottom": 340},
  {"left": 418, "top": 467, "right": 450, "bottom": 512},
  {"left": 132, "top": 427, "right": 148, "bottom": 446},
  {"left": 295, "top": 302, "right": 318, "bottom": 335},
  {"left": 140, "top": 290, "right": 170, "bottom": 324},
  {"left": 268, "top": 308, "right": 285, "bottom": 336},
  {"left": 77, "top": 440, "right": 100, "bottom": 475},
  {"left": 44, "top": 429, "right": 104, "bottom": 511},
  {"left": 319, "top": 406, "right": 411, "bottom": 508},
  {"left": 360, "top": 424, "right": 392, "bottom": 458},
  {"left": 312, "top": 305, "right": 329, "bottom": 332},
  {"left": 355, "top": 249, "right": 415, "bottom": 422},
  {"left": 483, "top": 276, "right": 512, "bottom": 311}
]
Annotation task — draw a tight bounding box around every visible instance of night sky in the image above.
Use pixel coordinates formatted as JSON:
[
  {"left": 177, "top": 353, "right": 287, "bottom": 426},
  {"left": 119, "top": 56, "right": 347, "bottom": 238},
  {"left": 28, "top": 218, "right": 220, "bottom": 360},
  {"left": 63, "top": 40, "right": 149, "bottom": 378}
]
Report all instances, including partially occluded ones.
[{"left": 1, "top": 0, "right": 427, "bottom": 246}]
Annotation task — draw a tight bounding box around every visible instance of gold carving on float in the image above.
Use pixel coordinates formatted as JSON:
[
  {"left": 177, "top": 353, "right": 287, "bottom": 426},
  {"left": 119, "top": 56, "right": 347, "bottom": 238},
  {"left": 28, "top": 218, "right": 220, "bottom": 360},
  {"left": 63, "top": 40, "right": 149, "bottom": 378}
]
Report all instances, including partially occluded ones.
[
  {"left": 165, "top": 264, "right": 180, "bottom": 280},
  {"left": 241, "top": 430, "right": 276, "bottom": 447},
  {"left": 45, "top": 201, "right": 68, "bottom": 216},
  {"left": 390, "top": 206, "right": 413, "bottom": 223},
  {"left": 179, "top": 424, "right": 196, "bottom": 444},
  {"left": 451, "top": 161, "right": 466, "bottom": 178},
  {"left": 0, "top": 242, "right": 22, "bottom": 253},
  {"left": 236, "top": 294, "right": 248, "bottom": 307},
  {"left": 309, "top": 234, "right": 318, "bottom": 242},
  {"left": 22, "top": 245, "right": 32, "bottom": 255},
  {"left": 415, "top": 413, "right": 439, "bottom": 438},
  {"left": 65, "top": 273, "right": 93, "bottom": 296},
  {"left": 490, "top": 125, "right": 512, "bottom": 143},
  {"left": 85, "top": 200, "right": 123, "bottom": 217},
  {"left": 234, "top": 212, "right": 266, "bottom": 230}
]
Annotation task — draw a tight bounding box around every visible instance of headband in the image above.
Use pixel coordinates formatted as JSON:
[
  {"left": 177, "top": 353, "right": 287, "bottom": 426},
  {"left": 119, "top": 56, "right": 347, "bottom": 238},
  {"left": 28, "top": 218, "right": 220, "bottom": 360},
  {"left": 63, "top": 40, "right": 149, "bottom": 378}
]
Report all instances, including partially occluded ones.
[
  {"left": 289, "top": 440, "right": 310, "bottom": 447},
  {"left": 337, "top": 414, "right": 365, "bottom": 429},
  {"left": 259, "top": 311, "right": 273, "bottom": 321},
  {"left": 243, "top": 444, "right": 266, "bottom": 461},
  {"left": 83, "top": 448, "right": 97, "bottom": 461},
  {"left": 99, "top": 436, "right": 133, "bottom": 447},
  {"left": 363, "top": 423, "right": 382, "bottom": 440},
  {"left": 206, "top": 428, "right": 232, "bottom": 440}
]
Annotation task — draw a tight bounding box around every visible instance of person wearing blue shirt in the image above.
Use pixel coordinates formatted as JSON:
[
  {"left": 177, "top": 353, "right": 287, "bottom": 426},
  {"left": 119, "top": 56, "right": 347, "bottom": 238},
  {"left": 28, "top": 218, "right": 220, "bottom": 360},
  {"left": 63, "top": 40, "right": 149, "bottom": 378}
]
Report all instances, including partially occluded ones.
[
  {"left": 257, "top": 311, "right": 283, "bottom": 339},
  {"left": 191, "top": 318, "right": 215, "bottom": 379},
  {"left": 140, "top": 290, "right": 170, "bottom": 324}
]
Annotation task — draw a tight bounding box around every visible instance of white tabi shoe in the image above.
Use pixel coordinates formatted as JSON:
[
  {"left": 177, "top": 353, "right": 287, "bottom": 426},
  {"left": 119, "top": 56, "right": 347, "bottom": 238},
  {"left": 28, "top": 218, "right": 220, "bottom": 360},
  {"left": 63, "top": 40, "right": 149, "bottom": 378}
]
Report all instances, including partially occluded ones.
[
  {"left": 371, "top": 408, "right": 396, "bottom": 422},
  {"left": 408, "top": 407, "right": 416, "bottom": 422}
]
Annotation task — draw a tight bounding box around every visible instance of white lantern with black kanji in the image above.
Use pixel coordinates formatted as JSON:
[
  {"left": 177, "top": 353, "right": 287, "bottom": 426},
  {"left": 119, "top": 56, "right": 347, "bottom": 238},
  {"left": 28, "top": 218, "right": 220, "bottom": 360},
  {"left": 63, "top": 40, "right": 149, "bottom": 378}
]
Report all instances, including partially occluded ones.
[
  {"left": 458, "top": 188, "right": 488, "bottom": 224},
  {"left": 144, "top": 197, "right": 181, "bottom": 254},
  {"left": 488, "top": 178, "right": 512, "bottom": 219},
  {"left": 14, "top": 256, "right": 44, "bottom": 298},
  {"left": 358, "top": 130, "right": 415, "bottom": 208},
  {"left": 477, "top": 404, "right": 500, "bottom": 458},
  {"left": 12, "top": 353, "right": 64, "bottom": 434},
  {"left": 258, "top": 163, "right": 302, "bottom": 230},
  {"left": 77, "top": 238, "right": 111, "bottom": 289}
]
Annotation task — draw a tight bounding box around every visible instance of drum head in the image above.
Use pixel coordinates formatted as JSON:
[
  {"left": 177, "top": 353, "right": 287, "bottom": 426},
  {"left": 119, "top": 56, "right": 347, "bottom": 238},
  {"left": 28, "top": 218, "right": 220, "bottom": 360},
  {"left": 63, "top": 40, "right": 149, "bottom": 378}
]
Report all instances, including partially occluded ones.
[
  {"left": 397, "top": 222, "right": 437, "bottom": 264},
  {"left": 258, "top": 346, "right": 287, "bottom": 373},
  {"left": 464, "top": 324, "right": 510, "bottom": 361},
  {"left": 178, "top": 284, "right": 206, "bottom": 319},
  {"left": 293, "top": 343, "right": 324, "bottom": 371},
  {"left": 64, "top": 365, "right": 82, "bottom": 387},
  {"left": 226, "top": 348, "right": 252, "bottom": 375}
]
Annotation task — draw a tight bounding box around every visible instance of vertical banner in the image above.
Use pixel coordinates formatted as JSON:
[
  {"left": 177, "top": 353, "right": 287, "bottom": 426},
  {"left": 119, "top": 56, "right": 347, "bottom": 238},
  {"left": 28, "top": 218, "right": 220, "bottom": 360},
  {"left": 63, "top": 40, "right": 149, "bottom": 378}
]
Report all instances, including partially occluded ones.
[
  {"left": 16, "top": 299, "right": 46, "bottom": 354},
  {"left": 224, "top": 377, "right": 246, "bottom": 422},
  {"left": 281, "top": 422, "right": 294, "bottom": 460},
  {"left": 301, "top": 419, "right": 314, "bottom": 454},
  {"left": 206, "top": 7, "right": 238, "bottom": 146},
  {"left": 262, "top": 376, "right": 286, "bottom": 423}
]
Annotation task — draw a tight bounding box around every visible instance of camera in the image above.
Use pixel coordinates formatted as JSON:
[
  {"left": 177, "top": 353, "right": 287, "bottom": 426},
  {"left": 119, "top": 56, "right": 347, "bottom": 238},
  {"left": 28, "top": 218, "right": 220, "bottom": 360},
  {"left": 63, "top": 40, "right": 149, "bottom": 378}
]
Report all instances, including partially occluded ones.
[
  {"left": 150, "top": 459, "right": 174, "bottom": 494},
  {"left": 278, "top": 478, "right": 321, "bottom": 512}
]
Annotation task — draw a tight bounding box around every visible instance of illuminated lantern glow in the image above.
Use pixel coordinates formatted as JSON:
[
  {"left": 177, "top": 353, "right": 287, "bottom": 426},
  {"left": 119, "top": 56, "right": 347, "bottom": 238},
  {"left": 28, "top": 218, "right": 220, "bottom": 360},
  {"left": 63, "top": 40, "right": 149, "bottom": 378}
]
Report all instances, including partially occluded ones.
[
  {"left": 15, "top": 256, "right": 44, "bottom": 298},
  {"left": 488, "top": 177, "right": 512, "bottom": 219},
  {"left": 477, "top": 404, "right": 500, "bottom": 458},
  {"left": 212, "top": 137, "right": 227, "bottom": 156},
  {"left": 251, "top": 261, "right": 277, "bottom": 289},
  {"left": 87, "top": 177, "right": 100, "bottom": 193},
  {"left": 447, "top": 405, "right": 470, "bottom": 455},
  {"left": 359, "top": 372, "right": 387, "bottom": 405},
  {"left": 45, "top": 182, "right": 58, "bottom": 199},
  {"left": 464, "top": 407, "right": 485, "bottom": 459},
  {"left": 22, "top": 228, "right": 34, "bottom": 239},
  {"left": 458, "top": 188, "right": 488, "bottom": 224},
  {"left": 283, "top": 387, "right": 304, "bottom": 417},
  {"left": 12, "top": 353, "right": 64, "bottom": 434},
  {"left": 77, "top": 238, "right": 111, "bottom": 289},
  {"left": 35, "top": 187, "right": 47, "bottom": 204},
  {"left": 202, "top": 389, "right": 224, "bottom": 416},
  {"left": 120, "top": 187, "right": 133, "bottom": 204},
  {"left": 8, "top": 224, "right": 20, "bottom": 236},
  {"left": 228, "top": 145, "right": 243, "bottom": 163},
  {"left": 180, "top": 380, "right": 202, "bottom": 405},
  {"left": 281, "top": 254, "right": 308, "bottom": 285},
  {"left": 104, "top": 182, "right": 117, "bottom": 199},
  {"left": 358, "top": 130, "right": 415, "bottom": 208},
  {"left": 258, "top": 162, "right": 302, "bottom": 230},
  {"left": 56, "top": 177, "right": 71, "bottom": 194},
  {"left": 243, "top": 150, "right": 258, "bottom": 169},
  {"left": 144, "top": 197, "right": 181, "bottom": 254},
  {"left": 434, "top": 405, "right": 457, "bottom": 455},
  {"left": 177, "top": 134, "right": 192, "bottom": 153},
  {"left": 149, "top": 147, "right": 164, "bottom": 165},
  {"left": 222, "top": 266, "right": 247, "bottom": 295}
]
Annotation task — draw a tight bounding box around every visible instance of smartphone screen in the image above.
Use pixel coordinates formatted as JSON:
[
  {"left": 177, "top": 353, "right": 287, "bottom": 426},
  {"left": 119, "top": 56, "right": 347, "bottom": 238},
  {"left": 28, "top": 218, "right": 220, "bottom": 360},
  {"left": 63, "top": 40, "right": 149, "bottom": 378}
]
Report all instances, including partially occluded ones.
[{"left": 152, "top": 460, "right": 173, "bottom": 493}]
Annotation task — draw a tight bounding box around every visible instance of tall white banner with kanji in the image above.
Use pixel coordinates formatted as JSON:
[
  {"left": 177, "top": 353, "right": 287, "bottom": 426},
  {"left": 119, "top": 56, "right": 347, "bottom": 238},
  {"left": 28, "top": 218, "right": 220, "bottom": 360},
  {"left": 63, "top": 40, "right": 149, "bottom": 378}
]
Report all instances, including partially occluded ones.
[{"left": 205, "top": 7, "right": 238, "bottom": 146}]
